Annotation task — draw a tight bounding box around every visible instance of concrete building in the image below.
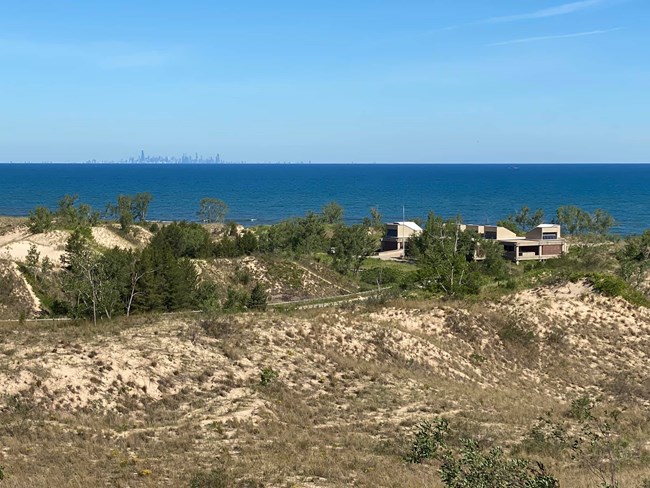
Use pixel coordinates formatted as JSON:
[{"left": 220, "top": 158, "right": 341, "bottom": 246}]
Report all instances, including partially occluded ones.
[
  {"left": 464, "top": 223, "right": 566, "bottom": 263},
  {"left": 380, "top": 221, "right": 423, "bottom": 252}
]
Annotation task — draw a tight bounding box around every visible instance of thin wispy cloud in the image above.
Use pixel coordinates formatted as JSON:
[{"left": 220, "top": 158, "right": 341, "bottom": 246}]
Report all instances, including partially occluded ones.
[
  {"left": 437, "top": 0, "right": 610, "bottom": 31},
  {"left": 0, "top": 39, "right": 177, "bottom": 69},
  {"left": 489, "top": 28, "right": 621, "bottom": 46},
  {"left": 483, "top": 0, "right": 606, "bottom": 24}
]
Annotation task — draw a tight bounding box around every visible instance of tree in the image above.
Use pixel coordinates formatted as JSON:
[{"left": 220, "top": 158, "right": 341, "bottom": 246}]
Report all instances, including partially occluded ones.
[
  {"left": 411, "top": 213, "right": 480, "bottom": 296},
  {"left": 591, "top": 209, "right": 616, "bottom": 235},
  {"left": 321, "top": 201, "right": 344, "bottom": 225},
  {"left": 554, "top": 206, "right": 615, "bottom": 236},
  {"left": 555, "top": 206, "right": 589, "bottom": 235},
  {"left": 330, "top": 224, "right": 378, "bottom": 276},
  {"left": 261, "top": 212, "right": 328, "bottom": 255},
  {"left": 150, "top": 221, "right": 212, "bottom": 259},
  {"left": 198, "top": 197, "right": 228, "bottom": 223},
  {"left": 132, "top": 240, "right": 199, "bottom": 312},
  {"left": 363, "top": 207, "right": 385, "bottom": 232},
  {"left": 478, "top": 238, "right": 509, "bottom": 282},
  {"left": 617, "top": 230, "right": 650, "bottom": 288},
  {"left": 28, "top": 206, "right": 54, "bottom": 234},
  {"left": 106, "top": 195, "right": 135, "bottom": 231},
  {"left": 247, "top": 282, "right": 268, "bottom": 310},
  {"left": 133, "top": 192, "right": 153, "bottom": 222},
  {"left": 498, "top": 206, "right": 544, "bottom": 234},
  {"left": 25, "top": 244, "right": 40, "bottom": 281},
  {"left": 57, "top": 194, "right": 80, "bottom": 227},
  {"left": 61, "top": 229, "right": 102, "bottom": 324}
]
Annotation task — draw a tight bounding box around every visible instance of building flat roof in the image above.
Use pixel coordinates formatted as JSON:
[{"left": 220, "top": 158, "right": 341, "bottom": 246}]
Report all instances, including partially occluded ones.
[
  {"left": 392, "top": 221, "right": 423, "bottom": 232},
  {"left": 499, "top": 238, "right": 565, "bottom": 245}
]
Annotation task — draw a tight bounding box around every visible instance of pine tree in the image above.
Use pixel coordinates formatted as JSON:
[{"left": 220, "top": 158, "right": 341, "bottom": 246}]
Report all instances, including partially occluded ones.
[{"left": 247, "top": 282, "right": 268, "bottom": 311}]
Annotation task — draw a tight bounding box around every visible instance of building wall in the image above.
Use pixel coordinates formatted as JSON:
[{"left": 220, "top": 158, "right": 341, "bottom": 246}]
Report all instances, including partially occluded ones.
[
  {"left": 381, "top": 240, "right": 399, "bottom": 252},
  {"left": 526, "top": 225, "right": 562, "bottom": 240},
  {"left": 542, "top": 244, "right": 563, "bottom": 255}
]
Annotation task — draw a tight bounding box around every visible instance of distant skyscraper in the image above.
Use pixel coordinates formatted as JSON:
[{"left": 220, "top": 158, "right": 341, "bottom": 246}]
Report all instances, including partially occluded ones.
[{"left": 140, "top": 150, "right": 145, "bottom": 162}]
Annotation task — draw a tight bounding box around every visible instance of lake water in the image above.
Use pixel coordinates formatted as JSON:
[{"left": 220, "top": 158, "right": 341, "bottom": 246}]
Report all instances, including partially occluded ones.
[{"left": 0, "top": 163, "right": 648, "bottom": 234}]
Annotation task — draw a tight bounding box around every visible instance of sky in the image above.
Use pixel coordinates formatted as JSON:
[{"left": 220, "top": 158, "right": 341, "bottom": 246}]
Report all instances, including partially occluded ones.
[{"left": 0, "top": 0, "right": 648, "bottom": 163}]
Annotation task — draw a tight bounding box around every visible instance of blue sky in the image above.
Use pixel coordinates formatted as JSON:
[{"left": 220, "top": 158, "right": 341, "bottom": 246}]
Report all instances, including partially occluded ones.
[{"left": 0, "top": 0, "right": 648, "bottom": 162}]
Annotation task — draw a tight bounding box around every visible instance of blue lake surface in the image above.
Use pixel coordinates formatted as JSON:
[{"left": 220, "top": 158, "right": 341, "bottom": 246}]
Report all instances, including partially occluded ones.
[{"left": 0, "top": 163, "right": 648, "bottom": 234}]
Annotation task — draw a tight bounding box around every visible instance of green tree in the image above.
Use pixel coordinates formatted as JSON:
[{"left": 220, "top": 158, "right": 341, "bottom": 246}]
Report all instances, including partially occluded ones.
[
  {"left": 40, "top": 256, "right": 53, "bottom": 276},
  {"left": 617, "top": 230, "right": 650, "bottom": 287},
  {"left": 77, "top": 203, "right": 101, "bottom": 227},
  {"left": 133, "top": 192, "right": 153, "bottom": 222},
  {"left": 321, "top": 201, "right": 344, "bottom": 225},
  {"left": 261, "top": 212, "right": 328, "bottom": 255},
  {"left": 28, "top": 206, "right": 54, "bottom": 234},
  {"left": 591, "top": 209, "right": 616, "bottom": 235},
  {"left": 198, "top": 197, "right": 228, "bottom": 223},
  {"left": 25, "top": 244, "right": 40, "bottom": 280},
  {"left": 196, "top": 281, "right": 220, "bottom": 312},
  {"left": 330, "top": 224, "right": 378, "bottom": 276},
  {"left": 133, "top": 239, "right": 199, "bottom": 313},
  {"left": 554, "top": 206, "right": 589, "bottom": 235},
  {"left": 106, "top": 195, "right": 135, "bottom": 231},
  {"left": 478, "top": 238, "right": 509, "bottom": 282},
  {"left": 411, "top": 213, "right": 480, "bottom": 296},
  {"left": 235, "top": 231, "right": 259, "bottom": 255},
  {"left": 150, "top": 221, "right": 212, "bottom": 259},
  {"left": 60, "top": 229, "right": 102, "bottom": 323},
  {"left": 60, "top": 230, "right": 131, "bottom": 323},
  {"left": 554, "top": 206, "right": 615, "bottom": 236},
  {"left": 57, "top": 194, "right": 80, "bottom": 227},
  {"left": 247, "top": 281, "right": 268, "bottom": 310},
  {"left": 498, "top": 206, "right": 544, "bottom": 234}
]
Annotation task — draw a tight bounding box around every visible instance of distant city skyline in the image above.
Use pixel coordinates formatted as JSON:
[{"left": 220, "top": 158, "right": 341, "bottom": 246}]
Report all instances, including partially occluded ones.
[{"left": 0, "top": 1, "right": 648, "bottom": 163}]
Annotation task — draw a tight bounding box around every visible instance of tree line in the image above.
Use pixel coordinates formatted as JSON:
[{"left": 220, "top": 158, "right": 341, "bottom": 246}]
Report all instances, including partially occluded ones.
[{"left": 22, "top": 193, "right": 650, "bottom": 320}]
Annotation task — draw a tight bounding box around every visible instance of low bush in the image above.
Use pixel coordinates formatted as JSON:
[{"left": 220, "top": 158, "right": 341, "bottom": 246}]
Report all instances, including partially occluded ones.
[
  {"left": 498, "top": 323, "right": 536, "bottom": 347},
  {"left": 588, "top": 273, "right": 649, "bottom": 307},
  {"left": 259, "top": 367, "right": 278, "bottom": 386},
  {"left": 405, "top": 417, "right": 559, "bottom": 487},
  {"left": 405, "top": 418, "right": 448, "bottom": 464}
]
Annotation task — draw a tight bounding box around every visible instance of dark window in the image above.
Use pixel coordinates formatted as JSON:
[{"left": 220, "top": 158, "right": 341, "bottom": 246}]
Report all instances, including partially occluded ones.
[
  {"left": 503, "top": 244, "right": 515, "bottom": 252},
  {"left": 542, "top": 232, "right": 557, "bottom": 240},
  {"left": 484, "top": 231, "right": 497, "bottom": 239},
  {"left": 386, "top": 229, "right": 398, "bottom": 238}
]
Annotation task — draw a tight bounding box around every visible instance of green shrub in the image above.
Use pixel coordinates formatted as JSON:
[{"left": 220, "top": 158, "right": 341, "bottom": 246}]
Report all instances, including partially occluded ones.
[
  {"left": 591, "top": 274, "right": 627, "bottom": 297},
  {"left": 223, "top": 287, "right": 249, "bottom": 312},
  {"left": 0, "top": 464, "right": 5, "bottom": 480},
  {"left": 439, "top": 440, "right": 558, "bottom": 488},
  {"left": 246, "top": 282, "right": 268, "bottom": 311},
  {"left": 589, "top": 273, "right": 649, "bottom": 307},
  {"left": 498, "top": 323, "right": 536, "bottom": 347},
  {"left": 405, "top": 417, "right": 559, "bottom": 487},
  {"left": 360, "top": 266, "right": 402, "bottom": 286},
  {"left": 405, "top": 418, "right": 448, "bottom": 464},
  {"left": 28, "top": 206, "right": 54, "bottom": 233},
  {"left": 566, "top": 395, "right": 594, "bottom": 421},
  {"left": 259, "top": 367, "right": 278, "bottom": 386}
]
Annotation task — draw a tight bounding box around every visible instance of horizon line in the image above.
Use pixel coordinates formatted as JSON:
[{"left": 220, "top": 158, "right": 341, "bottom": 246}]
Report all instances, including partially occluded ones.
[{"left": 1, "top": 161, "right": 650, "bottom": 165}]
